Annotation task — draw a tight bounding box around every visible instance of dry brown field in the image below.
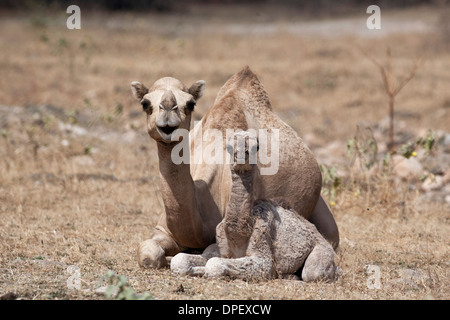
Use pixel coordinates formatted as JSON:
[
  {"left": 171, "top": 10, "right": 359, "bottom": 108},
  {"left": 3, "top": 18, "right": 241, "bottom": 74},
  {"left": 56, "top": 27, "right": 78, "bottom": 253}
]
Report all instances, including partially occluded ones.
[{"left": 0, "top": 4, "right": 449, "bottom": 300}]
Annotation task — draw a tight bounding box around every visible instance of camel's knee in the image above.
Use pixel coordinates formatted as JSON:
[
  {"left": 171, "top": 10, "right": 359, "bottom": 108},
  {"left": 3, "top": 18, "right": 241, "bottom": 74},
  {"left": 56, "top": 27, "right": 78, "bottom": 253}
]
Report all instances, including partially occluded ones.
[
  {"left": 309, "top": 196, "right": 340, "bottom": 250},
  {"left": 138, "top": 239, "right": 167, "bottom": 269},
  {"left": 171, "top": 253, "right": 208, "bottom": 276},
  {"left": 138, "top": 229, "right": 182, "bottom": 269},
  {"left": 301, "top": 244, "right": 336, "bottom": 282}
]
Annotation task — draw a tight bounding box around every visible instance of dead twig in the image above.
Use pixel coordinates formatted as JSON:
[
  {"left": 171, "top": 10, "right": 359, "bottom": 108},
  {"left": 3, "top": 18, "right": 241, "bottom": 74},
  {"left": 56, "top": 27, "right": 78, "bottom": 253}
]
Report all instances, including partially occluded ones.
[{"left": 359, "top": 46, "right": 424, "bottom": 152}]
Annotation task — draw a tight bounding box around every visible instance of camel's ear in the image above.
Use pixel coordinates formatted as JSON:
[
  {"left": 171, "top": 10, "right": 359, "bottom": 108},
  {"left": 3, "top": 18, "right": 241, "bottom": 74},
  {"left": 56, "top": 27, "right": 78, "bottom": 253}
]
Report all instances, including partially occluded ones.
[
  {"left": 130, "top": 81, "right": 149, "bottom": 101},
  {"left": 188, "top": 80, "right": 206, "bottom": 100}
]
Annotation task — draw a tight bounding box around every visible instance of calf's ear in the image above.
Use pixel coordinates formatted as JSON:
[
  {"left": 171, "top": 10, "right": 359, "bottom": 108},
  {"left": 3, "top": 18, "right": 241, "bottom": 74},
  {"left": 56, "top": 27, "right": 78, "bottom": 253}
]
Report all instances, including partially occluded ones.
[{"left": 130, "top": 81, "right": 149, "bottom": 100}]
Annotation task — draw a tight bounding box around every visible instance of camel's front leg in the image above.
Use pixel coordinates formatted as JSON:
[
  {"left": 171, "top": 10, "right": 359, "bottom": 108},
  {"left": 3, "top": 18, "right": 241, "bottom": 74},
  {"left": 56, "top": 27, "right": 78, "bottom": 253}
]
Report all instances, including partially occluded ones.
[
  {"left": 138, "top": 227, "right": 181, "bottom": 268},
  {"left": 171, "top": 243, "right": 220, "bottom": 276},
  {"left": 204, "top": 256, "right": 275, "bottom": 280}
]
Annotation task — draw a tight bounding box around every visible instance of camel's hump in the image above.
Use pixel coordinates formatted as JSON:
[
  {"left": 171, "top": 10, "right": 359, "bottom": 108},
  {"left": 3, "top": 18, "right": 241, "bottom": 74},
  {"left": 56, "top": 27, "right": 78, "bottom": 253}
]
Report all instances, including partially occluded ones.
[
  {"left": 214, "top": 66, "right": 272, "bottom": 111},
  {"left": 225, "top": 65, "right": 259, "bottom": 91}
]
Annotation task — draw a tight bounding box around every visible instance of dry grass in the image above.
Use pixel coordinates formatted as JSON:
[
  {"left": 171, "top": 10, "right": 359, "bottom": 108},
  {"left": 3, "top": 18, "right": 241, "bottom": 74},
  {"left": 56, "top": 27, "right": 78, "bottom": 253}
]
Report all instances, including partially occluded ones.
[{"left": 0, "top": 4, "right": 449, "bottom": 300}]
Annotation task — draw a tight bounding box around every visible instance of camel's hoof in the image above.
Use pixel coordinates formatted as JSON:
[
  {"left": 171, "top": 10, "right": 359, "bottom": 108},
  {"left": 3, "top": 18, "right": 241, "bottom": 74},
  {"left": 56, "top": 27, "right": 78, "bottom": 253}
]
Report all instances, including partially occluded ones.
[
  {"left": 204, "top": 257, "right": 227, "bottom": 278},
  {"left": 170, "top": 253, "right": 193, "bottom": 275},
  {"left": 171, "top": 253, "right": 208, "bottom": 276},
  {"left": 138, "top": 239, "right": 167, "bottom": 269}
]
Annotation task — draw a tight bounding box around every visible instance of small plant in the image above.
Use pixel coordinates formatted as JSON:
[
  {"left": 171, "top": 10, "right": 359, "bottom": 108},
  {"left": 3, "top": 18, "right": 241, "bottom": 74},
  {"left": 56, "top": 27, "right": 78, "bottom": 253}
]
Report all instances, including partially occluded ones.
[
  {"left": 65, "top": 110, "right": 78, "bottom": 124},
  {"left": 394, "top": 130, "right": 436, "bottom": 159},
  {"left": 320, "top": 164, "right": 342, "bottom": 206},
  {"left": 114, "top": 103, "right": 123, "bottom": 118},
  {"left": 417, "top": 131, "right": 435, "bottom": 154},
  {"left": 25, "top": 125, "right": 40, "bottom": 161},
  {"left": 347, "top": 126, "right": 378, "bottom": 170},
  {"left": 84, "top": 145, "right": 92, "bottom": 155},
  {"left": 39, "top": 33, "right": 98, "bottom": 78},
  {"left": 99, "top": 271, "right": 153, "bottom": 300}
]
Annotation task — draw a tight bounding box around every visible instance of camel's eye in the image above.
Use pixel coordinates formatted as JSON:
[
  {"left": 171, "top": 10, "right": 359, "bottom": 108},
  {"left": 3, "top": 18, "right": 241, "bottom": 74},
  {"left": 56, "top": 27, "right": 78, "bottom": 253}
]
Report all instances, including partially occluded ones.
[
  {"left": 186, "top": 100, "right": 196, "bottom": 112},
  {"left": 141, "top": 99, "right": 152, "bottom": 114}
]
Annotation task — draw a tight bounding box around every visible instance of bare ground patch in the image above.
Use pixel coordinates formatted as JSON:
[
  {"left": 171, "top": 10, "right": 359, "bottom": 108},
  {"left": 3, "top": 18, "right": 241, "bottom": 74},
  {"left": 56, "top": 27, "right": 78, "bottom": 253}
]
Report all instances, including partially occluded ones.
[{"left": 0, "top": 5, "right": 449, "bottom": 299}]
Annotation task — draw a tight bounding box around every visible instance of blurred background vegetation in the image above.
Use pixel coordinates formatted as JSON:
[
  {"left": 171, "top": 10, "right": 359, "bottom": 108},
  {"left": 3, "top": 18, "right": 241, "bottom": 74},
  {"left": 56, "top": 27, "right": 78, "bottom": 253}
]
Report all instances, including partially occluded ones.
[
  {"left": 1, "top": 0, "right": 449, "bottom": 301},
  {"left": 0, "top": 0, "right": 446, "bottom": 13}
]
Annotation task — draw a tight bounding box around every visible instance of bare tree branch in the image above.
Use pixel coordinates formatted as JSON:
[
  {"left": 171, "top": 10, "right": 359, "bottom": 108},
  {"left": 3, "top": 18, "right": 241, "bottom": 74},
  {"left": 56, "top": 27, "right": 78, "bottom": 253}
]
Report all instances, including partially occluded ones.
[{"left": 359, "top": 46, "right": 423, "bottom": 152}]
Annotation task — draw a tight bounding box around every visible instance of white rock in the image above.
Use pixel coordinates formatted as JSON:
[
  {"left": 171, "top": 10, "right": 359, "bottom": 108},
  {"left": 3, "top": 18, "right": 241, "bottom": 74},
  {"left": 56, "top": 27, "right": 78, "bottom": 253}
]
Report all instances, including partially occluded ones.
[
  {"left": 58, "top": 121, "right": 87, "bottom": 137},
  {"left": 392, "top": 155, "right": 423, "bottom": 180},
  {"left": 443, "top": 169, "right": 450, "bottom": 184},
  {"left": 445, "top": 195, "right": 450, "bottom": 204},
  {"left": 72, "top": 155, "right": 94, "bottom": 167},
  {"left": 421, "top": 175, "right": 443, "bottom": 192},
  {"left": 95, "top": 286, "right": 118, "bottom": 296}
]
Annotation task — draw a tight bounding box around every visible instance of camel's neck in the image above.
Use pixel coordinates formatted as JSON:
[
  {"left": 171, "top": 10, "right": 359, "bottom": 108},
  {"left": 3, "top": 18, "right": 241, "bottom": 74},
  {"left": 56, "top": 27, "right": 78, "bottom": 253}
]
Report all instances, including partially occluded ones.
[
  {"left": 224, "top": 168, "right": 256, "bottom": 240},
  {"left": 230, "top": 169, "right": 255, "bottom": 201},
  {"left": 156, "top": 141, "right": 206, "bottom": 248},
  {"left": 157, "top": 141, "right": 192, "bottom": 186}
]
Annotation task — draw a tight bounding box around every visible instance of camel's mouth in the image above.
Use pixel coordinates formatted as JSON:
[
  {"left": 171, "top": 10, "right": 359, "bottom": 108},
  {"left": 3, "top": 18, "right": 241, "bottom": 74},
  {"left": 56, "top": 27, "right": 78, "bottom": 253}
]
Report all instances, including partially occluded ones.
[{"left": 157, "top": 125, "right": 178, "bottom": 140}]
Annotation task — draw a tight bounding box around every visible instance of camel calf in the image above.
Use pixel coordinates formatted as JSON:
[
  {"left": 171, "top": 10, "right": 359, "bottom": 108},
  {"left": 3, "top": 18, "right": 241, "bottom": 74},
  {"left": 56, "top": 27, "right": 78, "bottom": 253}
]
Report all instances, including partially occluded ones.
[{"left": 171, "top": 132, "right": 337, "bottom": 281}]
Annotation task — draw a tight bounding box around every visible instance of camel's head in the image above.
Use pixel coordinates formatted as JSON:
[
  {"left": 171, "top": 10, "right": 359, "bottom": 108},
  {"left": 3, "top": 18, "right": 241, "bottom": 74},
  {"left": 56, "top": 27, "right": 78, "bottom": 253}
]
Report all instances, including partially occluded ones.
[
  {"left": 131, "top": 77, "right": 205, "bottom": 143},
  {"left": 226, "top": 131, "right": 259, "bottom": 174}
]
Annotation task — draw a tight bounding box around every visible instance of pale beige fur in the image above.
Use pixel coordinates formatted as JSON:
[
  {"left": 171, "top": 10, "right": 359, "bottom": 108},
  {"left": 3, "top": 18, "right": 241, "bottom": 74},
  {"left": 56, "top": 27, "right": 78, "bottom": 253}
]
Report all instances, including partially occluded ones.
[
  {"left": 171, "top": 132, "right": 337, "bottom": 281},
  {"left": 130, "top": 66, "right": 339, "bottom": 269}
]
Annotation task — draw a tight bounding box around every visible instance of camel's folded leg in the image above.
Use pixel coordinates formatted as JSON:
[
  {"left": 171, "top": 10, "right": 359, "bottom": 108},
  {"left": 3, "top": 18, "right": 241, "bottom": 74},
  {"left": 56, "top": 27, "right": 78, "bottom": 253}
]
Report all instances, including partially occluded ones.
[
  {"left": 204, "top": 256, "right": 275, "bottom": 280},
  {"left": 171, "top": 243, "right": 220, "bottom": 276},
  {"left": 301, "top": 241, "right": 336, "bottom": 282},
  {"left": 138, "top": 227, "right": 181, "bottom": 269}
]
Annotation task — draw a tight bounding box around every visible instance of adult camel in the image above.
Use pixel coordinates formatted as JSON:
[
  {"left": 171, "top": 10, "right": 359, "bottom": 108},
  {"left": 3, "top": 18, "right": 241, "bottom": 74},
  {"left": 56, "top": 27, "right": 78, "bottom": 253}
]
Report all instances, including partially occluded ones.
[{"left": 130, "top": 66, "right": 339, "bottom": 268}]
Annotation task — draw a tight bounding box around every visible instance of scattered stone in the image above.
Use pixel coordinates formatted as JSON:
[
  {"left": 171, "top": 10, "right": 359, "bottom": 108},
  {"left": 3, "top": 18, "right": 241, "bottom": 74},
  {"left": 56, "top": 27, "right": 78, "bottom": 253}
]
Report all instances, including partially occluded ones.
[
  {"left": 95, "top": 285, "right": 118, "bottom": 297},
  {"left": 61, "top": 139, "right": 70, "bottom": 147},
  {"left": 0, "top": 292, "right": 18, "bottom": 300},
  {"left": 342, "top": 238, "right": 356, "bottom": 248},
  {"left": 58, "top": 121, "right": 87, "bottom": 137},
  {"left": 72, "top": 155, "right": 95, "bottom": 167},
  {"left": 420, "top": 152, "right": 450, "bottom": 175},
  {"left": 443, "top": 169, "right": 450, "bottom": 184},
  {"left": 445, "top": 195, "right": 450, "bottom": 204},
  {"left": 421, "top": 175, "right": 444, "bottom": 192},
  {"left": 392, "top": 155, "right": 423, "bottom": 180},
  {"left": 95, "top": 286, "right": 107, "bottom": 295},
  {"left": 174, "top": 284, "right": 185, "bottom": 293}
]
